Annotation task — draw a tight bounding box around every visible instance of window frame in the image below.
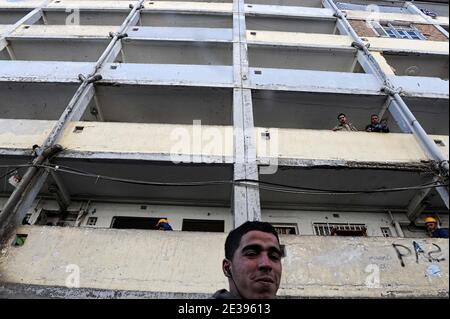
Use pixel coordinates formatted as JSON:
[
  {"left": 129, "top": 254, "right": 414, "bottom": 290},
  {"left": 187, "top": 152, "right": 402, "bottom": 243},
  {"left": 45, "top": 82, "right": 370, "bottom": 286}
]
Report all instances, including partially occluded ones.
[
  {"left": 370, "top": 21, "right": 427, "bottom": 40},
  {"left": 272, "top": 223, "right": 299, "bottom": 235},
  {"left": 380, "top": 227, "right": 393, "bottom": 237},
  {"left": 313, "top": 222, "right": 367, "bottom": 236}
]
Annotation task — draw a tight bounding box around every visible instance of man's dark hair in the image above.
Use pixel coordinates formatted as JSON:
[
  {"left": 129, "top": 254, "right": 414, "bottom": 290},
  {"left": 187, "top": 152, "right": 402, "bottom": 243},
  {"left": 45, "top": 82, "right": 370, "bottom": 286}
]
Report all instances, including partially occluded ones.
[
  {"left": 371, "top": 114, "right": 379, "bottom": 118},
  {"left": 225, "top": 221, "right": 280, "bottom": 260},
  {"left": 337, "top": 113, "right": 346, "bottom": 119}
]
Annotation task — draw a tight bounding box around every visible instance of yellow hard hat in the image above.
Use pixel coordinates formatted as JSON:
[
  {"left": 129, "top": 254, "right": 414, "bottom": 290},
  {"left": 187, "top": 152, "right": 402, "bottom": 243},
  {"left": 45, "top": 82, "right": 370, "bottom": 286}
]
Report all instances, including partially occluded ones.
[
  {"left": 424, "top": 216, "right": 437, "bottom": 224},
  {"left": 156, "top": 218, "right": 168, "bottom": 226}
]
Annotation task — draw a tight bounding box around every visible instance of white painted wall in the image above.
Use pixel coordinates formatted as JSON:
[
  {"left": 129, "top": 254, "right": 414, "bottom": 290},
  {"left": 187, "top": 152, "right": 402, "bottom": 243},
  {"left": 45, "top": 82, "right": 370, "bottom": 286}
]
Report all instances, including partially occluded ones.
[
  {"left": 79, "top": 202, "right": 234, "bottom": 232},
  {"left": 346, "top": 10, "right": 428, "bottom": 24},
  {"left": 12, "top": 25, "right": 119, "bottom": 37},
  {"left": 0, "top": 119, "right": 55, "bottom": 150},
  {"left": 22, "top": 199, "right": 449, "bottom": 239},
  {"left": 263, "top": 209, "right": 397, "bottom": 236}
]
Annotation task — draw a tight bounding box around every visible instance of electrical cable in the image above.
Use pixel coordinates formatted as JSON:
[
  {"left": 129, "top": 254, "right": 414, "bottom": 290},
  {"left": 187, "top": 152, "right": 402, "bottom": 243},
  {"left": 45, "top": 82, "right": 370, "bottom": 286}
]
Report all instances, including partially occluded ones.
[
  {"left": 236, "top": 178, "right": 447, "bottom": 194},
  {"left": 38, "top": 163, "right": 449, "bottom": 195},
  {"left": 0, "top": 168, "right": 20, "bottom": 180},
  {"left": 1, "top": 162, "right": 447, "bottom": 195}
]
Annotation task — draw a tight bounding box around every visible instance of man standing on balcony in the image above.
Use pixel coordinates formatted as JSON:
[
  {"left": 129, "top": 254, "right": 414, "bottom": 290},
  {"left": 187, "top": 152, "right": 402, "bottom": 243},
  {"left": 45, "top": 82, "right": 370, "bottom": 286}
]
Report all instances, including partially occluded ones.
[
  {"left": 365, "top": 114, "right": 390, "bottom": 133},
  {"left": 156, "top": 218, "right": 173, "bottom": 231},
  {"left": 425, "top": 216, "right": 449, "bottom": 238},
  {"left": 333, "top": 113, "right": 358, "bottom": 132}
]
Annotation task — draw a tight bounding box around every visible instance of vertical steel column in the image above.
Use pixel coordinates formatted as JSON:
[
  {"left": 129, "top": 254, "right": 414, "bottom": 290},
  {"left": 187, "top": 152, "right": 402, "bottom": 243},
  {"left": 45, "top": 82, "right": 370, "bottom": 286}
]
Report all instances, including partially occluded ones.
[{"left": 232, "top": 0, "right": 261, "bottom": 227}]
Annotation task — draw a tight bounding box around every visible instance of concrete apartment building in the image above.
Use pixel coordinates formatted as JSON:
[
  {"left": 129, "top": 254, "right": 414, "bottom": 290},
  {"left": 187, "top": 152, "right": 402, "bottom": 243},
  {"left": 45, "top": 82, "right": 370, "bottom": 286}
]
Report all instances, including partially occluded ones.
[{"left": 0, "top": 0, "right": 448, "bottom": 298}]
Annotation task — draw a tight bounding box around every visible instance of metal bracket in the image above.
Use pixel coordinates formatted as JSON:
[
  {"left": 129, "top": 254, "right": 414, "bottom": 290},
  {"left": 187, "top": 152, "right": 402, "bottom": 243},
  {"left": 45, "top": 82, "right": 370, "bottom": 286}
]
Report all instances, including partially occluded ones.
[
  {"left": 129, "top": 3, "right": 144, "bottom": 9},
  {"left": 381, "top": 85, "right": 402, "bottom": 96},
  {"left": 333, "top": 11, "right": 347, "bottom": 19},
  {"left": 78, "top": 74, "right": 103, "bottom": 84},
  {"left": 351, "top": 41, "right": 370, "bottom": 50},
  {"left": 109, "top": 32, "right": 129, "bottom": 39}
]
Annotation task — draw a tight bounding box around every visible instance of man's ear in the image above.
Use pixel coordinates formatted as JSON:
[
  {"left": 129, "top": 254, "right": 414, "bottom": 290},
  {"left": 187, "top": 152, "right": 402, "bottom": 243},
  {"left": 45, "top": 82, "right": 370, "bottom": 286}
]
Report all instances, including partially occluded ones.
[{"left": 222, "top": 259, "right": 231, "bottom": 278}]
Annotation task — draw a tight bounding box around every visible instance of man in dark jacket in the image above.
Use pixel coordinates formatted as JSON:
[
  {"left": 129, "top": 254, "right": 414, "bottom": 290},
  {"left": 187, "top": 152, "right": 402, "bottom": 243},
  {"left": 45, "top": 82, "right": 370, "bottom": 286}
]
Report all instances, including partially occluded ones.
[
  {"left": 212, "top": 221, "right": 283, "bottom": 299},
  {"left": 365, "top": 114, "right": 390, "bottom": 133}
]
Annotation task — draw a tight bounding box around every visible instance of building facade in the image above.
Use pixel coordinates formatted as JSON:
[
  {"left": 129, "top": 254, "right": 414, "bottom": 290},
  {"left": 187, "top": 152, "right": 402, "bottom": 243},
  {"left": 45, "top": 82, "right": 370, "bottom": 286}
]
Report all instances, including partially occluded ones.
[{"left": 0, "top": 0, "right": 448, "bottom": 298}]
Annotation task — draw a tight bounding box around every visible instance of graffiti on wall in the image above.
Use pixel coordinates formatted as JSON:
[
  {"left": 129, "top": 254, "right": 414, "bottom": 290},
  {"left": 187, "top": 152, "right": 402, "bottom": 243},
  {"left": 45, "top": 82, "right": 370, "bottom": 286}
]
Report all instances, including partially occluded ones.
[{"left": 392, "top": 242, "right": 445, "bottom": 267}]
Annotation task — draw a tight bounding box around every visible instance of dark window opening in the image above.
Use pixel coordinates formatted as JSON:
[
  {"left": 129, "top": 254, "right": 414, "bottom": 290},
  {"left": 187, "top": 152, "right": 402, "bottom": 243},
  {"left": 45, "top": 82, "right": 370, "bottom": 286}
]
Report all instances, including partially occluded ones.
[
  {"left": 331, "top": 228, "right": 367, "bottom": 236},
  {"left": 273, "top": 224, "right": 298, "bottom": 235},
  {"left": 13, "top": 234, "right": 28, "bottom": 247},
  {"left": 111, "top": 216, "right": 165, "bottom": 230},
  {"left": 87, "top": 217, "right": 98, "bottom": 226},
  {"left": 182, "top": 219, "right": 224, "bottom": 232},
  {"left": 314, "top": 223, "right": 367, "bottom": 237}
]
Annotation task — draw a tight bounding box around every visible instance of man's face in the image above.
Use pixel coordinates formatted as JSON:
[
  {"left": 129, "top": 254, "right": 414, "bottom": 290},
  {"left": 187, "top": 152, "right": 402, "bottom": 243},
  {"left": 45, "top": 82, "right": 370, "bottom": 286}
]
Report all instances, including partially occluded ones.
[
  {"left": 338, "top": 115, "right": 347, "bottom": 124},
  {"left": 371, "top": 115, "right": 379, "bottom": 124},
  {"left": 227, "top": 231, "right": 282, "bottom": 299},
  {"left": 426, "top": 222, "right": 437, "bottom": 232}
]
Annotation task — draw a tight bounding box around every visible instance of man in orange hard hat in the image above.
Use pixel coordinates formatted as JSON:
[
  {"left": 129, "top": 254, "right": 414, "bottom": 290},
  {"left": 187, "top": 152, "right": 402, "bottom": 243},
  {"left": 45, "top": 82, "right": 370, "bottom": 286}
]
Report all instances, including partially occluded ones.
[
  {"left": 424, "top": 216, "right": 448, "bottom": 238},
  {"left": 156, "top": 218, "right": 173, "bottom": 231}
]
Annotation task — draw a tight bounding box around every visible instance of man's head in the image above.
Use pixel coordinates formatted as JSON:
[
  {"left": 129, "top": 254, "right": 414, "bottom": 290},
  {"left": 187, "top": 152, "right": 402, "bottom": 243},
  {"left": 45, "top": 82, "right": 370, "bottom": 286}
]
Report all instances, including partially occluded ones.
[
  {"left": 222, "top": 221, "right": 283, "bottom": 299},
  {"left": 425, "top": 216, "right": 438, "bottom": 232},
  {"left": 371, "top": 114, "right": 379, "bottom": 125},
  {"left": 156, "top": 218, "right": 168, "bottom": 229},
  {"left": 337, "top": 113, "right": 347, "bottom": 125}
]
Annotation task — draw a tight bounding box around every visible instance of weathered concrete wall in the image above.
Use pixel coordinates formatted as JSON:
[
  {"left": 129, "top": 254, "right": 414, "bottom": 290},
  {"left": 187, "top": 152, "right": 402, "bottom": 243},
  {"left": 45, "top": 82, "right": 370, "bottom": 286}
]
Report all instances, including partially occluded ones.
[
  {"left": 245, "top": 28, "right": 448, "bottom": 55},
  {"left": 139, "top": 1, "right": 232, "bottom": 12},
  {"left": 247, "top": 30, "right": 352, "bottom": 47},
  {"left": 0, "top": 119, "right": 55, "bottom": 150},
  {"left": 365, "top": 36, "right": 449, "bottom": 54},
  {"left": 59, "top": 122, "right": 234, "bottom": 158},
  {"left": 256, "top": 128, "right": 449, "bottom": 163},
  {"left": 346, "top": 10, "right": 428, "bottom": 24},
  {"left": 11, "top": 25, "right": 119, "bottom": 38},
  {"left": 2, "top": 120, "right": 448, "bottom": 164},
  {"left": 0, "top": 226, "right": 447, "bottom": 298}
]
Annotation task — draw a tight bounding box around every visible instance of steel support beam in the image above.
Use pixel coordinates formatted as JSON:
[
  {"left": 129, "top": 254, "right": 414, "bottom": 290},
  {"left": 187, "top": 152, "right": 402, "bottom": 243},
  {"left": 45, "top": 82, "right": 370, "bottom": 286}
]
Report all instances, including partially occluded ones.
[
  {"left": 406, "top": 2, "right": 449, "bottom": 39},
  {"left": 0, "top": 0, "right": 146, "bottom": 241},
  {"left": 324, "top": 0, "right": 449, "bottom": 212},
  {"left": 49, "top": 170, "right": 71, "bottom": 210}
]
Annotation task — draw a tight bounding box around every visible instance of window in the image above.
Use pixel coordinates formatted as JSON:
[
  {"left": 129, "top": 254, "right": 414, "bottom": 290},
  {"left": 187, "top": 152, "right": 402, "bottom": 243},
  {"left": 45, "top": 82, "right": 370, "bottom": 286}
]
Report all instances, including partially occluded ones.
[
  {"left": 272, "top": 224, "right": 298, "bottom": 235},
  {"left": 313, "top": 223, "right": 367, "bottom": 236},
  {"left": 87, "top": 217, "right": 97, "bottom": 226},
  {"left": 111, "top": 216, "right": 164, "bottom": 230},
  {"left": 381, "top": 227, "right": 392, "bottom": 237},
  {"left": 182, "top": 219, "right": 224, "bottom": 232},
  {"left": 371, "top": 22, "right": 426, "bottom": 40}
]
